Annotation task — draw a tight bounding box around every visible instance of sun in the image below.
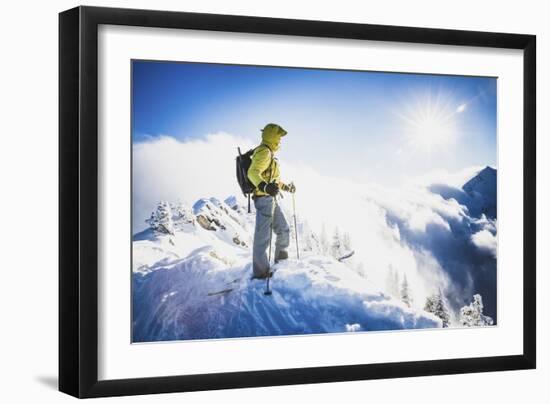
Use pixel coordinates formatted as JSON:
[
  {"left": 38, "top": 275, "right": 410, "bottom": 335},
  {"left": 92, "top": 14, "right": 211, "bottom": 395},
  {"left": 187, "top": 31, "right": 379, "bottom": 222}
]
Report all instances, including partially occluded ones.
[
  {"left": 397, "top": 91, "right": 462, "bottom": 154},
  {"left": 410, "top": 112, "right": 456, "bottom": 151}
]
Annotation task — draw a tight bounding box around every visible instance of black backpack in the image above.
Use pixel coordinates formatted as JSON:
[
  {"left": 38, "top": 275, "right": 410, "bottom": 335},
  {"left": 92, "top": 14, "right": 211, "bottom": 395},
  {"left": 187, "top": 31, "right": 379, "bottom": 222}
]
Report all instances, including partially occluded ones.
[{"left": 236, "top": 145, "right": 273, "bottom": 212}]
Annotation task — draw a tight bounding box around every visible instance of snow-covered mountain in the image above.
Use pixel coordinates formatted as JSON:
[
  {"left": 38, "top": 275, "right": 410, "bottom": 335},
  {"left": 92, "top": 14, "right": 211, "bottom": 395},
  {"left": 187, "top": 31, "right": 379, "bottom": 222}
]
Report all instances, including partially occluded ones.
[
  {"left": 132, "top": 197, "right": 442, "bottom": 342},
  {"left": 132, "top": 167, "right": 497, "bottom": 342},
  {"left": 462, "top": 166, "right": 497, "bottom": 219}
]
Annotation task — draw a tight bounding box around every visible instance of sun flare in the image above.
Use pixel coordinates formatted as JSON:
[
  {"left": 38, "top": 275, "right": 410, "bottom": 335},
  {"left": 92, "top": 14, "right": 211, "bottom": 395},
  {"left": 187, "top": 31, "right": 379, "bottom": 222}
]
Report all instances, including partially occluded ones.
[{"left": 398, "top": 91, "right": 462, "bottom": 153}]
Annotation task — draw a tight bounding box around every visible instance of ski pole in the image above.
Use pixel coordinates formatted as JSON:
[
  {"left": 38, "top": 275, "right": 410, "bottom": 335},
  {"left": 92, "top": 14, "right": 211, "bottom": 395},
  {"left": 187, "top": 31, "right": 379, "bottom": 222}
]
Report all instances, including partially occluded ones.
[
  {"left": 267, "top": 194, "right": 276, "bottom": 264},
  {"left": 265, "top": 194, "right": 277, "bottom": 296},
  {"left": 292, "top": 189, "right": 300, "bottom": 260}
]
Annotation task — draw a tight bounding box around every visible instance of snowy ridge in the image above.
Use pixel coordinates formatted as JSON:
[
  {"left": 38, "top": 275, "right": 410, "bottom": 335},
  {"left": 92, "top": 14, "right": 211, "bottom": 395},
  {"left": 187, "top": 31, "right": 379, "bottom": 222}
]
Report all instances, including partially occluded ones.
[
  {"left": 133, "top": 197, "right": 253, "bottom": 274},
  {"left": 132, "top": 197, "right": 442, "bottom": 342}
]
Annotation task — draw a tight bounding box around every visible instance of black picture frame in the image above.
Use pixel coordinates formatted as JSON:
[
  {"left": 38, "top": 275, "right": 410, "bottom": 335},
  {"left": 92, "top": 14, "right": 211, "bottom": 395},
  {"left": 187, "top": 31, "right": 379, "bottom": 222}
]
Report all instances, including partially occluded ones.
[{"left": 59, "top": 5, "right": 536, "bottom": 398}]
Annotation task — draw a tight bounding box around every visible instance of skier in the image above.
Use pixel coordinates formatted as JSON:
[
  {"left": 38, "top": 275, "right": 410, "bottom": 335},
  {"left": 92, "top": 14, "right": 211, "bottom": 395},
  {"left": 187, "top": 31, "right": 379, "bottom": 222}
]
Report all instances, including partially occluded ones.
[{"left": 247, "top": 123, "right": 296, "bottom": 279}]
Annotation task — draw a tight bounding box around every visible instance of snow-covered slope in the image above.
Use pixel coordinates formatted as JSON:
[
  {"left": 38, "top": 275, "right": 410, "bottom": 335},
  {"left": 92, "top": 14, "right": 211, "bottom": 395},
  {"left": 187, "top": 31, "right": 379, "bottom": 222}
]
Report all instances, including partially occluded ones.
[{"left": 132, "top": 197, "right": 441, "bottom": 342}]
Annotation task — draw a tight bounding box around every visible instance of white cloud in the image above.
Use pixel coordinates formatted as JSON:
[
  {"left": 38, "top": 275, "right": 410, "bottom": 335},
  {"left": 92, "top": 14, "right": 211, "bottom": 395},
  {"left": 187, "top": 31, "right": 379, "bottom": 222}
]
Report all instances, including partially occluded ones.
[
  {"left": 471, "top": 229, "right": 497, "bottom": 258},
  {"left": 345, "top": 323, "right": 361, "bottom": 332}
]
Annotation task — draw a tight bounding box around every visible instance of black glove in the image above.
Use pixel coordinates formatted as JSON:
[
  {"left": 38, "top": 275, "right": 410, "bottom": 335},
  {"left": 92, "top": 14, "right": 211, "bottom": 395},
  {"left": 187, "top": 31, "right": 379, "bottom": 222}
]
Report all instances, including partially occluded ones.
[
  {"left": 282, "top": 182, "right": 296, "bottom": 193},
  {"left": 259, "top": 181, "right": 279, "bottom": 197}
]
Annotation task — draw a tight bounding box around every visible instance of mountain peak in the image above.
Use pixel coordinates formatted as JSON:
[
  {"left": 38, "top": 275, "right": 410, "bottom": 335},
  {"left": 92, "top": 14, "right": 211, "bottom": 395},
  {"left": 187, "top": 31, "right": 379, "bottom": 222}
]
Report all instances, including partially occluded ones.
[
  {"left": 462, "top": 166, "right": 496, "bottom": 194},
  {"left": 478, "top": 165, "right": 496, "bottom": 178},
  {"left": 462, "top": 166, "right": 497, "bottom": 219}
]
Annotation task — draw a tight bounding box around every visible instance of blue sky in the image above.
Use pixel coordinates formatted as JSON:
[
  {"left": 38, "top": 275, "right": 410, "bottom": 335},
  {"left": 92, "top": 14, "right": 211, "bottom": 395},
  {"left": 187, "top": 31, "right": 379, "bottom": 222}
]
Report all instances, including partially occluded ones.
[{"left": 132, "top": 60, "right": 496, "bottom": 185}]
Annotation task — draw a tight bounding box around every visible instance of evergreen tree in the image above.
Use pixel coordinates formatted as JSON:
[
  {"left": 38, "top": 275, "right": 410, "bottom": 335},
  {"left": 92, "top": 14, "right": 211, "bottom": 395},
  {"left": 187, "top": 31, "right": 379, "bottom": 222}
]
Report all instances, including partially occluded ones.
[
  {"left": 343, "top": 232, "right": 352, "bottom": 252},
  {"left": 302, "top": 221, "right": 320, "bottom": 253},
  {"left": 302, "top": 221, "right": 312, "bottom": 251},
  {"left": 400, "top": 274, "right": 413, "bottom": 307},
  {"left": 459, "top": 294, "right": 494, "bottom": 327},
  {"left": 386, "top": 267, "right": 400, "bottom": 297},
  {"left": 172, "top": 202, "right": 194, "bottom": 225},
  {"left": 331, "top": 227, "right": 343, "bottom": 258},
  {"left": 309, "top": 232, "right": 321, "bottom": 254},
  {"left": 146, "top": 201, "right": 175, "bottom": 235},
  {"left": 424, "top": 289, "right": 451, "bottom": 327},
  {"left": 320, "top": 223, "right": 329, "bottom": 255}
]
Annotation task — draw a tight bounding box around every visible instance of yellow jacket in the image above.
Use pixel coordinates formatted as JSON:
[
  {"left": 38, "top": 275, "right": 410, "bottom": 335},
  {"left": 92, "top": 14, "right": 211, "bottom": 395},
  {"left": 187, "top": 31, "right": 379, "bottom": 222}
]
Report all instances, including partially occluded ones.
[{"left": 247, "top": 123, "right": 287, "bottom": 196}]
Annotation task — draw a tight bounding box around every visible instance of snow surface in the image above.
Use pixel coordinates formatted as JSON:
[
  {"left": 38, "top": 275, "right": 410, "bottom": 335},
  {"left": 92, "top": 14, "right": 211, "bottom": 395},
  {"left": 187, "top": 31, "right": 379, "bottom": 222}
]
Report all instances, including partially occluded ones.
[
  {"left": 132, "top": 247, "right": 441, "bottom": 342},
  {"left": 132, "top": 197, "right": 442, "bottom": 342}
]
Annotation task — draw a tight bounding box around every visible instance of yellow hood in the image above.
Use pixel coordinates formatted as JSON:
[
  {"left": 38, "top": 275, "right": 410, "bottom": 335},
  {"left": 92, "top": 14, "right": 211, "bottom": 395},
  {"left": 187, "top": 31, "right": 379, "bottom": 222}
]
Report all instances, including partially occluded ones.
[{"left": 261, "top": 123, "right": 287, "bottom": 152}]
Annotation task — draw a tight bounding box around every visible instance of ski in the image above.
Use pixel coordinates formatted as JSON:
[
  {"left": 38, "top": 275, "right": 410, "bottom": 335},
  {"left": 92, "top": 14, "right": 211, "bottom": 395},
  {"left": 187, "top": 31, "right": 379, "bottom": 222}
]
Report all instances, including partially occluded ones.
[
  {"left": 207, "top": 288, "right": 234, "bottom": 297},
  {"left": 337, "top": 250, "right": 355, "bottom": 262}
]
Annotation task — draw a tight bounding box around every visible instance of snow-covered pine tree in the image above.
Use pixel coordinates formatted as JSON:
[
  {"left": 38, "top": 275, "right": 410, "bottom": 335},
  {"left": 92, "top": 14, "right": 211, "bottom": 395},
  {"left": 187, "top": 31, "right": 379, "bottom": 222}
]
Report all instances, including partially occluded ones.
[
  {"left": 320, "top": 223, "right": 329, "bottom": 255},
  {"left": 171, "top": 202, "right": 194, "bottom": 226},
  {"left": 400, "top": 274, "right": 413, "bottom": 307},
  {"left": 459, "top": 294, "right": 494, "bottom": 327},
  {"left": 310, "top": 232, "right": 321, "bottom": 254},
  {"left": 302, "top": 221, "right": 313, "bottom": 252},
  {"left": 302, "top": 221, "right": 321, "bottom": 253},
  {"left": 343, "top": 232, "right": 352, "bottom": 252},
  {"left": 394, "top": 270, "right": 400, "bottom": 297},
  {"left": 330, "top": 227, "right": 343, "bottom": 258},
  {"left": 386, "top": 267, "right": 400, "bottom": 297},
  {"left": 424, "top": 289, "right": 451, "bottom": 327},
  {"left": 146, "top": 201, "right": 175, "bottom": 235}
]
